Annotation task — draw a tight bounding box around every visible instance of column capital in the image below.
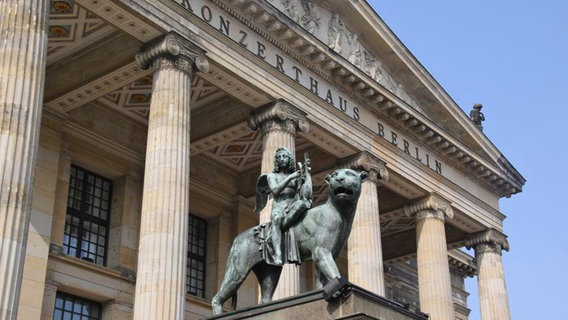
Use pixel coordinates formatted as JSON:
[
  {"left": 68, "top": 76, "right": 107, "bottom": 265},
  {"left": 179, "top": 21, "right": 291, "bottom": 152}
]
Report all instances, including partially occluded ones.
[
  {"left": 247, "top": 99, "right": 309, "bottom": 135},
  {"left": 136, "top": 31, "right": 209, "bottom": 75},
  {"left": 339, "top": 151, "right": 389, "bottom": 183},
  {"left": 404, "top": 193, "right": 454, "bottom": 221},
  {"left": 465, "top": 228, "right": 510, "bottom": 254}
]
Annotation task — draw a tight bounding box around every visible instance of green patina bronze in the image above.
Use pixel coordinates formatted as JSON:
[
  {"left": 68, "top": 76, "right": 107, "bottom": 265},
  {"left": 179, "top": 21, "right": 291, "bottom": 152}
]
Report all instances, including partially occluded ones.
[{"left": 212, "top": 149, "right": 367, "bottom": 314}]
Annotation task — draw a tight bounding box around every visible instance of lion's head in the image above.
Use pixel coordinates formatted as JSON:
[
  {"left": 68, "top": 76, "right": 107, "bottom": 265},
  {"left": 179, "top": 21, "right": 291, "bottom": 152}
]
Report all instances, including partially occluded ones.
[{"left": 325, "top": 169, "right": 368, "bottom": 205}]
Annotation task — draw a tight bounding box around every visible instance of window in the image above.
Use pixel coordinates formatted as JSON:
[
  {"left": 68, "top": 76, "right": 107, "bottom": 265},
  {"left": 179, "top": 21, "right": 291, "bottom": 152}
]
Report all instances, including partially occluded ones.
[
  {"left": 187, "top": 214, "right": 207, "bottom": 297},
  {"left": 63, "top": 165, "right": 112, "bottom": 266},
  {"left": 54, "top": 292, "right": 102, "bottom": 320}
]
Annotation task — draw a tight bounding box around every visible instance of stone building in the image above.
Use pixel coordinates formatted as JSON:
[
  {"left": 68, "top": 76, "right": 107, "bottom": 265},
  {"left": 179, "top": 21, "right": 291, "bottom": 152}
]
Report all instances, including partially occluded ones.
[{"left": 0, "top": 0, "right": 524, "bottom": 319}]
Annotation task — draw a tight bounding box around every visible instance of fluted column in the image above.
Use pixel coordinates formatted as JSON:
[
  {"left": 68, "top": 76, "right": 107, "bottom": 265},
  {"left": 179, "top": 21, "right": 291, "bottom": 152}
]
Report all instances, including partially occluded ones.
[
  {"left": 466, "top": 229, "right": 511, "bottom": 320},
  {"left": 0, "top": 1, "right": 49, "bottom": 318},
  {"left": 404, "top": 194, "right": 455, "bottom": 320},
  {"left": 247, "top": 99, "right": 309, "bottom": 299},
  {"left": 133, "top": 32, "right": 208, "bottom": 320},
  {"left": 341, "top": 152, "right": 388, "bottom": 296}
]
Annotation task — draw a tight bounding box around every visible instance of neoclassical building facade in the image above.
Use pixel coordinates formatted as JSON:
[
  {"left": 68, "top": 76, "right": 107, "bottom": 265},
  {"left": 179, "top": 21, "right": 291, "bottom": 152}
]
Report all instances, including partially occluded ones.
[{"left": 0, "top": 0, "right": 524, "bottom": 319}]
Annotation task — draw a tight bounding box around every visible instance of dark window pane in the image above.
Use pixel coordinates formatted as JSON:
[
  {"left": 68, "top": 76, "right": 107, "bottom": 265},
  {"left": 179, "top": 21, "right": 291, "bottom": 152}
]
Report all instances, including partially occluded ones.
[
  {"left": 64, "top": 165, "right": 112, "bottom": 266},
  {"left": 54, "top": 292, "right": 101, "bottom": 320},
  {"left": 187, "top": 214, "right": 207, "bottom": 297}
]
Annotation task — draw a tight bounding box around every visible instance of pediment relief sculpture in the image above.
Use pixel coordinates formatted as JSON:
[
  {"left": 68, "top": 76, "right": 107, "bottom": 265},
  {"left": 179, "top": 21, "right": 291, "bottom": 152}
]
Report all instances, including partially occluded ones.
[{"left": 268, "top": 0, "right": 419, "bottom": 109}]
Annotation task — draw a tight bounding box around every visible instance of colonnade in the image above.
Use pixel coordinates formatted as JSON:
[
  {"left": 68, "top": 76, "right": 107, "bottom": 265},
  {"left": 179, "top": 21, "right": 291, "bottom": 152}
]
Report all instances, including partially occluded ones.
[{"left": 0, "top": 20, "right": 513, "bottom": 320}]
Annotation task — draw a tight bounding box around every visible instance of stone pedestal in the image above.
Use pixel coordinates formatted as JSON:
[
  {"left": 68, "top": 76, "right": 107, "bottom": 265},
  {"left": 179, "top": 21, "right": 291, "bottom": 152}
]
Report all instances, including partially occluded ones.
[
  {"left": 342, "top": 152, "right": 388, "bottom": 296},
  {"left": 132, "top": 32, "right": 207, "bottom": 320},
  {"left": 248, "top": 100, "right": 309, "bottom": 299},
  {"left": 404, "top": 194, "right": 455, "bottom": 320},
  {"left": 466, "top": 229, "right": 511, "bottom": 320},
  {"left": 0, "top": 1, "right": 49, "bottom": 318},
  {"left": 206, "top": 281, "right": 429, "bottom": 320}
]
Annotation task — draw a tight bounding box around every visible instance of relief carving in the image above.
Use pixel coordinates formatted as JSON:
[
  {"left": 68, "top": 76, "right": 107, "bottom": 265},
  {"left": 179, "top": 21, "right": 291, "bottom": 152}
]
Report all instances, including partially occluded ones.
[
  {"left": 272, "top": 1, "right": 419, "bottom": 107},
  {"left": 328, "top": 13, "right": 344, "bottom": 54},
  {"left": 283, "top": 0, "right": 302, "bottom": 23},
  {"left": 300, "top": 0, "right": 320, "bottom": 35}
]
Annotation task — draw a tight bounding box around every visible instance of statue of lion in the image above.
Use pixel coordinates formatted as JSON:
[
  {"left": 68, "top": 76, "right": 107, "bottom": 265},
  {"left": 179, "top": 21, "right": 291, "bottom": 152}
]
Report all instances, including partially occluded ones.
[{"left": 212, "top": 168, "right": 368, "bottom": 314}]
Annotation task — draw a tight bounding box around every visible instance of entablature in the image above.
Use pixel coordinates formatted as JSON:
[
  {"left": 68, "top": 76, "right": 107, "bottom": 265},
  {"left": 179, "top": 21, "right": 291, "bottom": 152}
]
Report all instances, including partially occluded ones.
[
  {"left": 68, "top": 0, "right": 523, "bottom": 199},
  {"left": 189, "top": 0, "right": 523, "bottom": 198}
]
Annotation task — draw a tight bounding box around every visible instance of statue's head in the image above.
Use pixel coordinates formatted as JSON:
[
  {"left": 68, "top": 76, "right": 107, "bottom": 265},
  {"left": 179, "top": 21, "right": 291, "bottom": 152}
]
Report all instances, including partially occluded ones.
[
  {"left": 473, "top": 103, "right": 483, "bottom": 110},
  {"left": 325, "top": 169, "right": 368, "bottom": 204},
  {"left": 273, "top": 147, "right": 295, "bottom": 173}
]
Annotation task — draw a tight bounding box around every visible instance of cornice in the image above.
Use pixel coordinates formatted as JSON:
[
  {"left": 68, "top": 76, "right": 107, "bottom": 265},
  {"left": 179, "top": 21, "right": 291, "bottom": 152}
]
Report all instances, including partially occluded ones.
[
  {"left": 208, "top": 0, "right": 522, "bottom": 198},
  {"left": 448, "top": 249, "right": 477, "bottom": 278}
]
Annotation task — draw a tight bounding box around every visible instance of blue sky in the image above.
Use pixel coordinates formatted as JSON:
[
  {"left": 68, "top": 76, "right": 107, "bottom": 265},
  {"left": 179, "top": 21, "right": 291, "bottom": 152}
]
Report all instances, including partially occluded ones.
[{"left": 367, "top": 1, "right": 568, "bottom": 319}]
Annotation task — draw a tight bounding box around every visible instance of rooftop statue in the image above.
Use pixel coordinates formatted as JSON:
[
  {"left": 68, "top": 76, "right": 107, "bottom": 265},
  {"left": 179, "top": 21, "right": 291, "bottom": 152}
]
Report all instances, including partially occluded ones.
[
  {"left": 470, "top": 103, "right": 485, "bottom": 131},
  {"left": 211, "top": 150, "right": 367, "bottom": 314}
]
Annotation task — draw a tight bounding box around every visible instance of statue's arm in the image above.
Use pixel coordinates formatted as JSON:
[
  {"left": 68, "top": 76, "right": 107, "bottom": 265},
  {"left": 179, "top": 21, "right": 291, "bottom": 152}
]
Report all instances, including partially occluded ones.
[{"left": 267, "top": 171, "right": 300, "bottom": 196}]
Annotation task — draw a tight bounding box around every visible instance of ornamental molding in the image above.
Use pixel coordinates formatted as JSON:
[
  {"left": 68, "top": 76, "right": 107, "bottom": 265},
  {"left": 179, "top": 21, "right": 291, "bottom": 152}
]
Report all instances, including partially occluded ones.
[
  {"left": 188, "top": 0, "right": 522, "bottom": 197},
  {"left": 45, "top": 62, "right": 151, "bottom": 113},
  {"left": 465, "top": 228, "right": 510, "bottom": 253},
  {"left": 247, "top": 99, "right": 309, "bottom": 134},
  {"left": 448, "top": 249, "right": 477, "bottom": 278},
  {"left": 338, "top": 151, "right": 389, "bottom": 183},
  {"left": 74, "top": 0, "right": 162, "bottom": 42},
  {"left": 136, "top": 32, "right": 209, "bottom": 74},
  {"left": 404, "top": 193, "right": 454, "bottom": 221}
]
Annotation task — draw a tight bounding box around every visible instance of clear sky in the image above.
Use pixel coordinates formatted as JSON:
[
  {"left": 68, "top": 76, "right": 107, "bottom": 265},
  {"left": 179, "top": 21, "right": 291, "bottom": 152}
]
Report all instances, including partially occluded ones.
[{"left": 367, "top": 1, "right": 568, "bottom": 319}]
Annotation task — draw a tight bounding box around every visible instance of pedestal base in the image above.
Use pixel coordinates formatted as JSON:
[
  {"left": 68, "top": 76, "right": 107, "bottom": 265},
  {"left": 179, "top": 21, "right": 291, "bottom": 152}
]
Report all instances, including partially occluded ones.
[{"left": 206, "top": 281, "right": 428, "bottom": 320}]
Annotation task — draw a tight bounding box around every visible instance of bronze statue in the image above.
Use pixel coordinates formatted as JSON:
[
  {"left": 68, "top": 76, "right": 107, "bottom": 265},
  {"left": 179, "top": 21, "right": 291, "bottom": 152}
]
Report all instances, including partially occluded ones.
[
  {"left": 211, "top": 159, "right": 367, "bottom": 314},
  {"left": 470, "top": 103, "right": 485, "bottom": 130},
  {"left": 254, "top": 148, "right": 312, "bottom": 266}
]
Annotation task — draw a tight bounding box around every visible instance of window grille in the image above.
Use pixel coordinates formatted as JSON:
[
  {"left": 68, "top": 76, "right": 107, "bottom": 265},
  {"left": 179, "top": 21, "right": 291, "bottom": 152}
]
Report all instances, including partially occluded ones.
[
  {"left": 54, "top": 292, "right": 102, "bottom": 320},
  {"left": 187, "top": 214, "right": 207, "bottom": 297},
  {"left": 63, "top": 165, "right": 112, "bottom": 266}
]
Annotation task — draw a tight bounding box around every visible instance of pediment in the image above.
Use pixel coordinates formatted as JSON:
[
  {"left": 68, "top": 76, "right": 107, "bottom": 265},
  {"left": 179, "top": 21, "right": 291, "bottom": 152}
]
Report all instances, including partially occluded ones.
[{"left": 264, "top": 0, "right": 524, "bottom": 195}]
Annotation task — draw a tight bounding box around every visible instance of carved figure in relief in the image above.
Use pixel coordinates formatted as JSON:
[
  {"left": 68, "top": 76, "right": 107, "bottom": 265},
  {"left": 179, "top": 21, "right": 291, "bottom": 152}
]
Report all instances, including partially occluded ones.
[
  {"left": 365, "top": 52, "right": 384, "bottom": 82},
  {"left": 347, "top": 32, "right": 364, "bottom": 68},
  {"left": 211, "top": 165, "right": 368, "bottom": 314},
  {"left": 283, "top": 0, "right": 302, "bottom": 23},
  {"left": 470, "top": 103, "right": 485, "bottom": 130},
  {"left": 328, "top": 13, "right": 344, "bottom": 54},
  {"left": 300, "top": 0, "right": 320, "bottom": 34}
]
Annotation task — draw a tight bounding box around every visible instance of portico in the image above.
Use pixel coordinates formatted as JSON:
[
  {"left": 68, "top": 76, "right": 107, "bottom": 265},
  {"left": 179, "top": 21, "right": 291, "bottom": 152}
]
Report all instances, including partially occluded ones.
[{"left": 0, "top": 0, "right": 523, "bottom": 320}]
